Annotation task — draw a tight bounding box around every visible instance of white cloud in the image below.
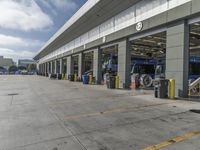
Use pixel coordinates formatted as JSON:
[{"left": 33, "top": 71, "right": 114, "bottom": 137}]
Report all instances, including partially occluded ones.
[
  {"left": 0, "top": 0, "right": 53, "bottom": 31},
  {"left": 0, "top": 34, "right": 44, "bottom": 48},
  {"left": 37, "top": 0, "right": 78, "bottom": 14},
  {"left": 0, "top": 48, "right": 35, "bottom": 62}
]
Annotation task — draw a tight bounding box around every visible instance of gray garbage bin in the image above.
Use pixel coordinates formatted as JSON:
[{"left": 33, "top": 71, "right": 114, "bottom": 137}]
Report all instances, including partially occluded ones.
[
  {"left": 158, "top": 79, "right": 169, "bottom": 98},
  {"left": 107, "top": 76, "right": 115, "bottom": 89}
]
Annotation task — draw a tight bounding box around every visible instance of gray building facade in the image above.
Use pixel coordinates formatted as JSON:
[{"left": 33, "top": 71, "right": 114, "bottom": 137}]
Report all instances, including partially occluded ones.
[
  {"left": 18, "top": 59, "right": 36, "bottom": 67},
  {"left": 0, "top": 56, "right": 14, "bottom": 70},
  {"left": 34, "top": 0, "right": 200, "bottom": 98}
]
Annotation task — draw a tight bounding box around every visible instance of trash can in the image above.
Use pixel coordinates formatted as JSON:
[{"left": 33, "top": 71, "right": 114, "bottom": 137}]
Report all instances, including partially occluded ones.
[
  {"left": 57, "top": 74, "right": 62, "bottom": 80},
  {"left": 53, "top": 74, "right": 57, "bottom": 79},
  {"left": 68, "top": 74, "right": 74, "bottom": 81},
  {"left": 82, "top": 75, "right": 89, "bottom": 84},
  {"left": 158, "top": 79, "right": 169, "bottom": 98},
  {"left": 107, "top": 76, "right": 115, "bottom": 89},
  {"left": 154, "top": 85, "right": 158, "bottom": 98}
]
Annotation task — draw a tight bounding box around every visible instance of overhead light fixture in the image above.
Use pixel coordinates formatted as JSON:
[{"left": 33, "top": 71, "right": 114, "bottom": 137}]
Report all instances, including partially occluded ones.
[{"left": 194, "top": 23, "right": 200, "bottom": 26}]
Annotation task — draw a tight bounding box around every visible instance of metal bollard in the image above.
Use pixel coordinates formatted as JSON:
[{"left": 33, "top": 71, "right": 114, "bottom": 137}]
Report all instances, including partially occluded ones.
[
  {"left": 169, "top": 79, "right": 175, "bottom": 99},
  {"left": 115, "top": 76, "right": 119, "bottom": 89}
]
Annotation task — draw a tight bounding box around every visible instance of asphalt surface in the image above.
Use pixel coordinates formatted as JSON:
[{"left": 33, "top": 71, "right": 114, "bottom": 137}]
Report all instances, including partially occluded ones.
[{"left": 0, "top": 75, "right": 199, "bottom": 150}]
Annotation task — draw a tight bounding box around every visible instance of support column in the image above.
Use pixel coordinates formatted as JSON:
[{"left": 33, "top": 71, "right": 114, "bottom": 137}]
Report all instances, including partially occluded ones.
[
  {"left": 63, "top": 58, "right": 67, "bottom": 74},
  {"left": 78, "top": 53, "right": 83, "bottom": 79},
  {"left": 54, "top": 60, "right": 57, "bottom": 74},
  {"left": 67, "top": 56, "right": 73, "bottom": 77},
  {"left": 93, "top": 47, "right": 102, "bottom": 84},
  {"left": 118, "top": 39, "right": 131, "bottom": 89},
  {"left": 166, "top": 21, "right": 189, "bottom": 98},
  {"left": 44, "top": 63, "right": 47, "bottom": 76},
  {"left": 43, "top": 64, "right": 45, "bottom": 74},
  {"left": 39, "top": 64, "right": 41, "bottom": 74},
  {"left": 50, "top": 61, "right": 53, "bottom": 74},
  {"left": 41, "top": 64, "right": 44, "bottom": 75},
  {"left": 47, "top": 62, "right": 49, "bottom": 74},
  {"left": 36, "top": 63, "right": 39, "bottom": 73},
  {"left": 59, "top": 59, "right": 63, "bottom": 74}
]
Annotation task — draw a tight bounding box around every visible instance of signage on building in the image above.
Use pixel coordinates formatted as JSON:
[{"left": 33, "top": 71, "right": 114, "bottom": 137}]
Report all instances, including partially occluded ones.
[{"left": 136, "top": 22, "right": 143, "bottom": 31}]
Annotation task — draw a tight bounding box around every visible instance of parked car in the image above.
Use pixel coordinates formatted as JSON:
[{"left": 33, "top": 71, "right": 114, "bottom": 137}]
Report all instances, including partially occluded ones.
[{"left": 21, "top": 70, "right": 28, "bottom": 75}]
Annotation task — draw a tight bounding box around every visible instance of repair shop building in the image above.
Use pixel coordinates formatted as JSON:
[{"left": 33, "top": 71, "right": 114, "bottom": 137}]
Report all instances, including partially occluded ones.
[{"left": 34, "top": 0, "right": 200, "bottom": 98}]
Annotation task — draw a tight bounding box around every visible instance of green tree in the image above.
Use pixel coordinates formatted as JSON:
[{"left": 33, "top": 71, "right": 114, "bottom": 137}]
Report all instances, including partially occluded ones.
[
  {"left": 18, "top": 66, "right": 27, "bottom": 70},
  {"left": 27, "top": 64, "right": 36, "bottom": 71},
  {"left": 8, "top": 65, "right": 18, "bottom": 72},
  {"left": 0, "top": 66, "right": 5, "bottom": 70}
]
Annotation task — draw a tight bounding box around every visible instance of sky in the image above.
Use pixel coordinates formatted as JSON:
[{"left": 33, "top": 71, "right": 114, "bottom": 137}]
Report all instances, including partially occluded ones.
[{"left": 0, "top": 0, "right": 87, "bottom": 63}]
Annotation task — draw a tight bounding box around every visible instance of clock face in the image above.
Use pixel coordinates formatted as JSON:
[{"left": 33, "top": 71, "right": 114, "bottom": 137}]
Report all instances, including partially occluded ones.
[{"left": 136, "top": 22, "right": 143, "bottom": 31}]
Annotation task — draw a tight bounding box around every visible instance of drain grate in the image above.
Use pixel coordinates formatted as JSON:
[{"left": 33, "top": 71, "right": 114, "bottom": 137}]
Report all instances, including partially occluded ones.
[
  {"left": 190, "top": 109, "right": 200, "bottom": 114},
  {"left": 8, "top": 93, "right": 19, "bottom": 96}
]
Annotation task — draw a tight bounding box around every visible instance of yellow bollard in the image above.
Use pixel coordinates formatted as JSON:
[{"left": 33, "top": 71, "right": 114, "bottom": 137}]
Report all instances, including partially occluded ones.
[
  {"left": 74, "top": 74, "right": 78, "bottom": 82},
  {"left": 169, "top": 79, "right": 175, "bottom": 99},
  {"left": 63, "top": 74, "right": 66, "bottom": 80},
  {"left": 115, "top": 76, "right": 119, "bottom": 89},
  {"left": 89, "top": 75, "right": 93, "bottom": 84},
  {"left": 62, "top": 74, "right": 65, "bottom": 80}
]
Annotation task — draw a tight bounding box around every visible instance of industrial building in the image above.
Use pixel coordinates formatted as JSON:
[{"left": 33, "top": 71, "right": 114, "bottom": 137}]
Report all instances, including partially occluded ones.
[
  {"left": 34, "top": 0, "right": 200, "bottom": 98},
  {"left": 18, "top": 59, "right": 36, "bottom": 68},
  {"left": 0, "top": 56, "right": 15, "bottom": 70}
]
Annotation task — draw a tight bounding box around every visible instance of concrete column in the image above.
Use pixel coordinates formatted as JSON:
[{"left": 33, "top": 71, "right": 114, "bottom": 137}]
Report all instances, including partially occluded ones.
[
  {"left": 118, "top": 39, "right": 131, "bottom": 89},
  {"left": 47, "top": 62, "right": 49, "bottom": 74},
  {"left": 39, "top": 64, "right": 41, "bottom": 74},
  {"left": 67, "top": 56, "right": 73, "bottom": 76},
  {"left": 63, "top": 58, "right": 67, "bottom": 74},
  {"left": 43, "top": 63, "right": 46, "bottom": 74},
  {"left": 48, "top": 62, "right": 50, "bottom": 74},
  {"left": 44, "top": 63, "right": 47, "bottom": 75},
  {"left": 59, "top": 59, "right": 63, "bottom": 74},
  {"left": 54, "top": 60, "right": 57, "bottom": 74},
  {"left": 78, "top": 53, "right": 83, "bottom": 79},
  {"left": 36, "top": 63, "right": 39, "bottom": 73},
  {"left": 93, "top": 47, "right": 102, "bottom": 84},
  {"left": 42, "top": 64, "right": 44, "bottom": 74},
  {"left": 50, "top": 61, "right": 53, "bottom": 74},
  {"left": 166, "top": 21, "right": 189, "bottom": 98},
  {"left": 43, "top": 64, "right": 45, "bottom": 74},
  {"left": 46, "top": 63, "right": 48, "bottom": 75}
]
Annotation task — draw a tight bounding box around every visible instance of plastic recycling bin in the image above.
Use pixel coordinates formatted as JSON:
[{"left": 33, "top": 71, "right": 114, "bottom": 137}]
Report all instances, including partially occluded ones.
[{"left": 82, "top": 75, "right": 89, "bottom": 84}]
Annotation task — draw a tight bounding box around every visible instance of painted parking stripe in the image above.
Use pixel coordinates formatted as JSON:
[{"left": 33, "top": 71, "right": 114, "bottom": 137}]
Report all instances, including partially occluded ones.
[{"left": 142, "top": 131, "right": 200, "bottom": 150}]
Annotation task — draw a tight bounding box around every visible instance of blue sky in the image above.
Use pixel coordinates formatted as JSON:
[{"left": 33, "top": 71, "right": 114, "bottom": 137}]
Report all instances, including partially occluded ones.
[{"left": 0, "top": 0, "right": 87, "bottom": 63}]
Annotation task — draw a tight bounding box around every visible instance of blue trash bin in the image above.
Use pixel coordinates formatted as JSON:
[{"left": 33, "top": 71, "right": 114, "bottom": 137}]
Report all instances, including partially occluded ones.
[{"left": 82, "top": 75, "right": 89, "bottom": 84}]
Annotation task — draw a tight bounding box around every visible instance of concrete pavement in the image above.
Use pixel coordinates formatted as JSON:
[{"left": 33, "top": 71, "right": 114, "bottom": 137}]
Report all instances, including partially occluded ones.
[{"left": 0, "top": 75, "right": 199, "bottom": 150}]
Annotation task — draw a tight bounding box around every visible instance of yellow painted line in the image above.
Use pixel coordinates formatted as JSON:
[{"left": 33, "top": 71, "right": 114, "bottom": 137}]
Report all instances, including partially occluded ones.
[
  {"left": 64, "top": 102, "right": 176, "bottom": 121},
  {"left": 142, "top": 131, "right": 200, "bottom": 150}
]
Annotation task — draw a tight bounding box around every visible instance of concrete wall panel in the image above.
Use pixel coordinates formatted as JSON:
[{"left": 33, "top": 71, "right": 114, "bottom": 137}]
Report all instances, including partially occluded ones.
[
  {"left": 166, "top": 22, "right": 189, "bottom": 97},
  {"left": 167, "top": 2, "right": 192, "bottom": 22}
]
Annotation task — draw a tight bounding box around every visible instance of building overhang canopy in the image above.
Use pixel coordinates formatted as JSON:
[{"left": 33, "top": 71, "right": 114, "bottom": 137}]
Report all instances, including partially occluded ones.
[{"left": 34, "top": 0, "right": 140, "bottom": 60}]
